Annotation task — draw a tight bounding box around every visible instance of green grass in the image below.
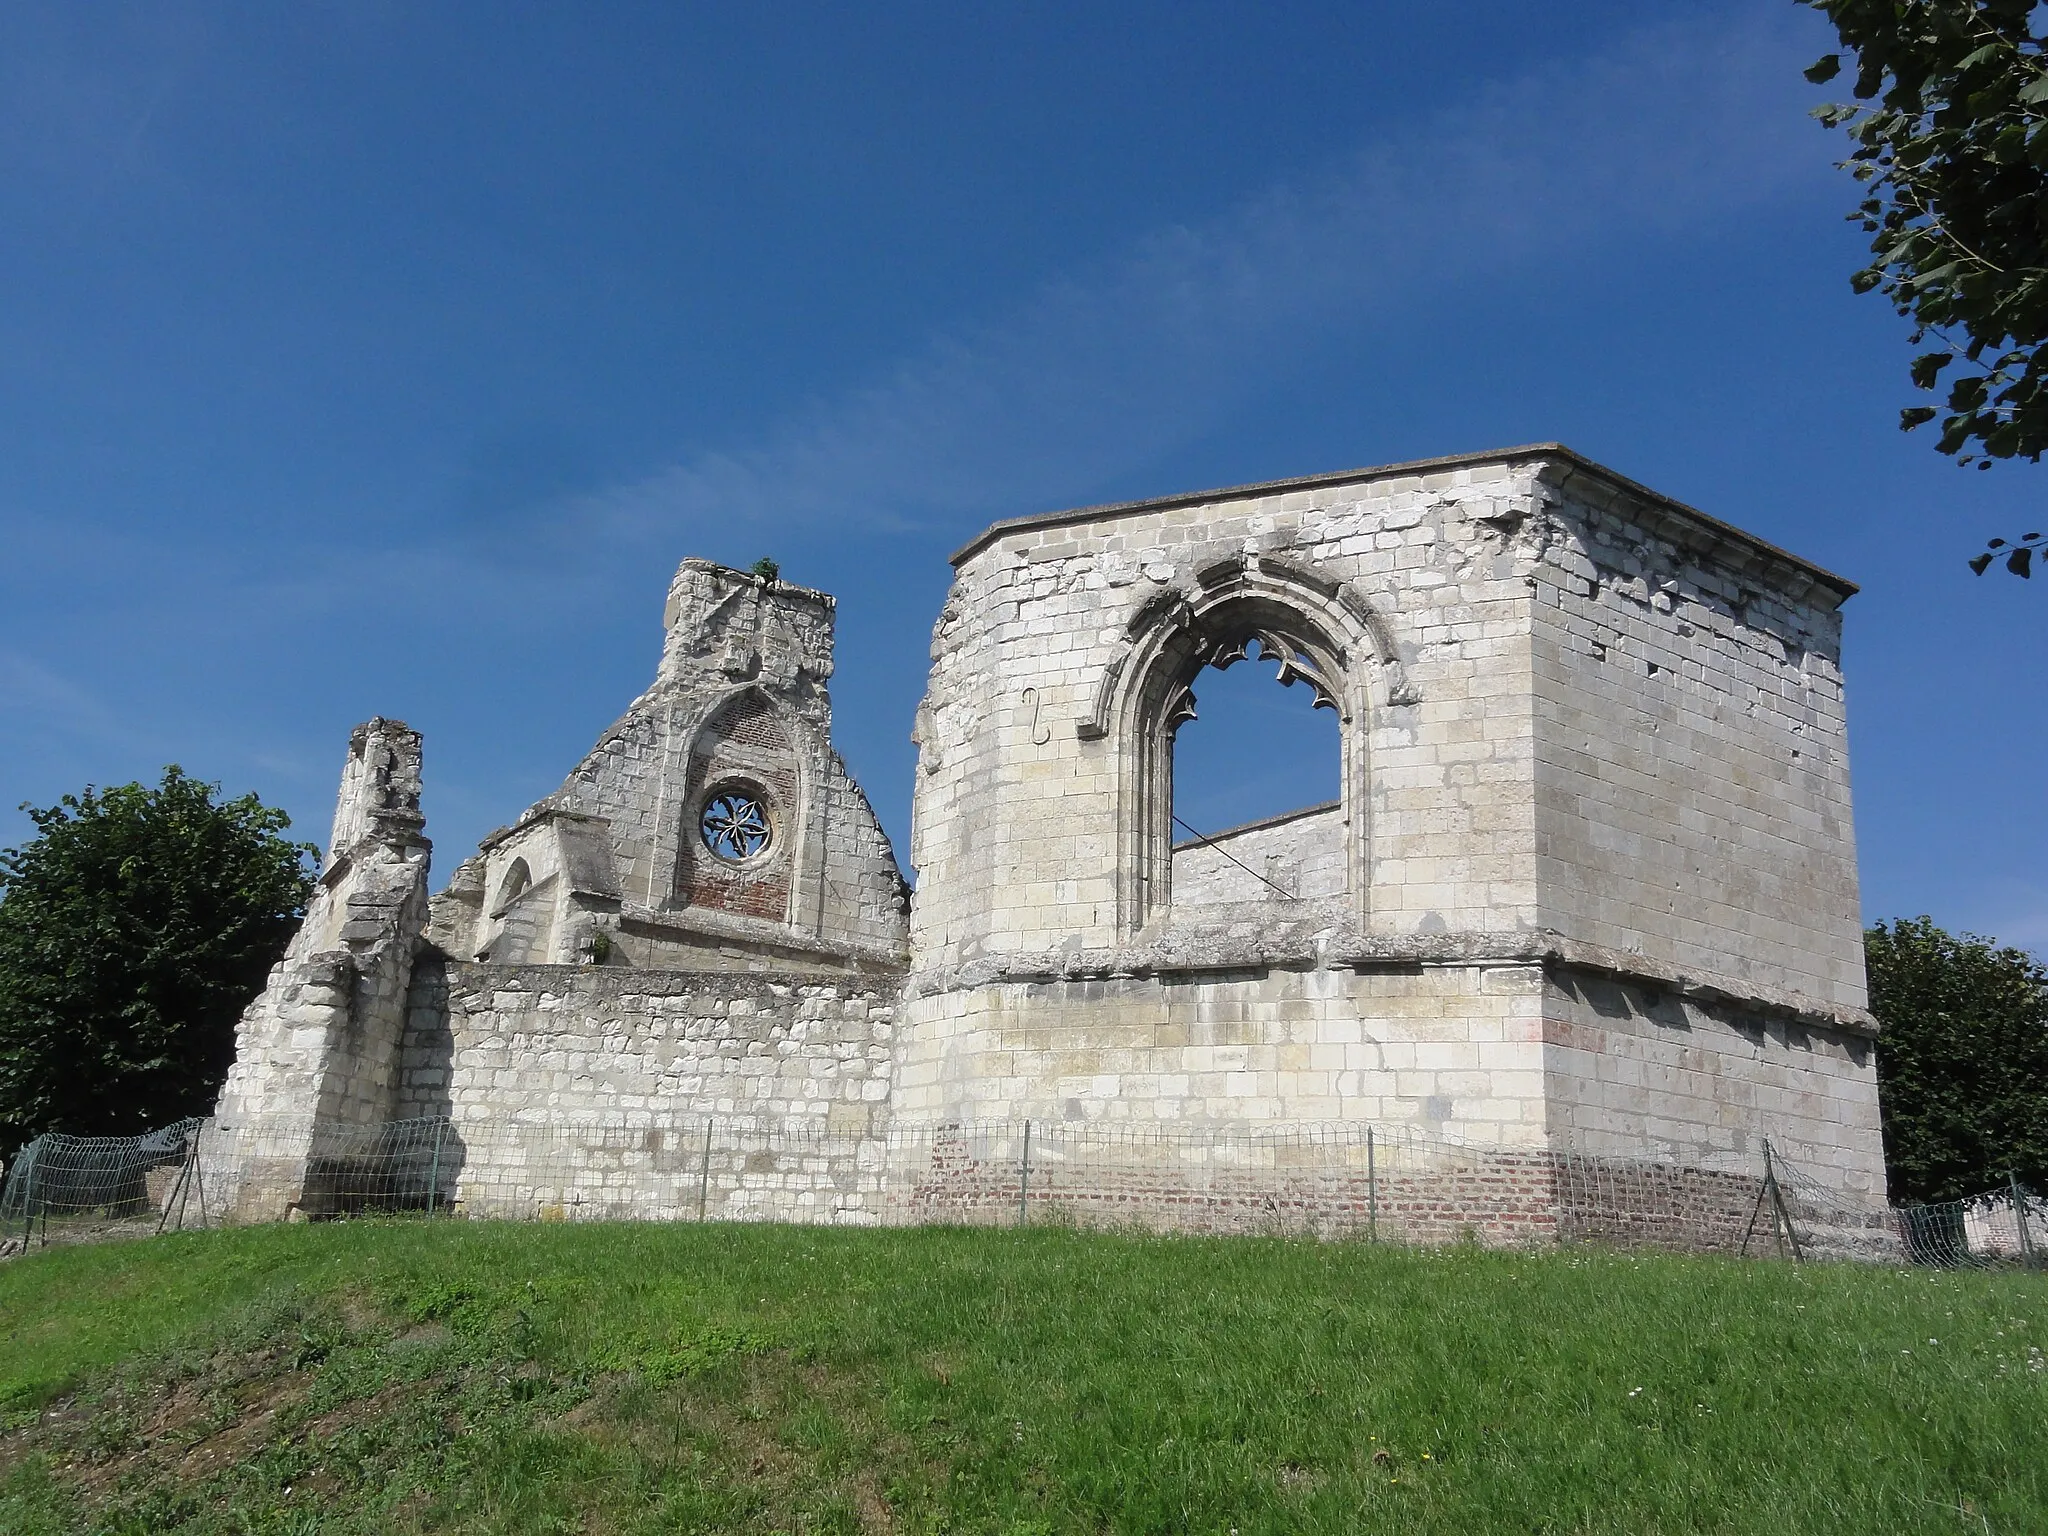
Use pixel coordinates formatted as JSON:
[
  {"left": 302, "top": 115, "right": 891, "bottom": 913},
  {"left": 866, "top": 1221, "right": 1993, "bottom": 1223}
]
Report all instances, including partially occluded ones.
[{"left": 1, "top": 1221, "right": 2044, "bottom": 1533}]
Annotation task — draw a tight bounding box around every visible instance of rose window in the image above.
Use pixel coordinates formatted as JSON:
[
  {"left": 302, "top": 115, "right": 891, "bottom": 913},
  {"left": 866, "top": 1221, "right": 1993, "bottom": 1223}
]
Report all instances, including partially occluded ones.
[{"left": 700, "top": 790, "right": 772, "bottom": 862}]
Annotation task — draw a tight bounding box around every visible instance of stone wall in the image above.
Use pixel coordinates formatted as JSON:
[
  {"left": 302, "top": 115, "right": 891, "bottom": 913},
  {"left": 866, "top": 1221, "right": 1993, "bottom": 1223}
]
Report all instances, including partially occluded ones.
[
  {"left": 395, "top": 963, "right": 897, "bottom": 1130},
  {"left": 386, "top": 962, "right": 898, "bottom": 1221},
  {"left": 211, "top": 448, "right": 1889, "bottom": 1233},
  {"left": 908, "top": 453, "right": 1548, "bottom": 960},
  {"left": 212, "top": 719, "right": 434, "bottom": 1219},
  {"left": 1538, "top": 965, "right": 1886, "bottom": 1200},
  {"left": 1531, "top": 471, "right": 1864, "bottom": 1008},
  {"left": 897, "top": 964, "right": 1550, "bottom": 1143},
  {"left": 432, "top": 559, "right": 910, "bottom": 975},
  {"left": 901, "top": 445, "right": 1878, "bottom": 1191},
  {"left": 1172, "top": 802, "right": 1346, "bottom": 905}
]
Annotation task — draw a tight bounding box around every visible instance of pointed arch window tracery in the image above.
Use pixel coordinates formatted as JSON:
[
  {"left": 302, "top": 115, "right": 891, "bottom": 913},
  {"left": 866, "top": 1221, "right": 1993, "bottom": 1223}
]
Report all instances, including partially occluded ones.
[{"left": 1089, "top": 554, "right": 1405, "bottom": 936}]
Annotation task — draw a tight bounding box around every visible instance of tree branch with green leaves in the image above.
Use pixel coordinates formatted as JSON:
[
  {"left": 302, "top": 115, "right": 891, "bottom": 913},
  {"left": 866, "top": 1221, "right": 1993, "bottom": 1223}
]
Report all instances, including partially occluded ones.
[{"left": 1803, "top": 1, "right": 2048, "bottom": 473}]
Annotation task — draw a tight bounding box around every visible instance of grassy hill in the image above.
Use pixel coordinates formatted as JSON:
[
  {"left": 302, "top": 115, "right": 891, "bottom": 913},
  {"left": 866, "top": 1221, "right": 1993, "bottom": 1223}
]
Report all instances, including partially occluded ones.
[{"left": 1, "top": 1221, "right": 2043, "bottom": 1534}]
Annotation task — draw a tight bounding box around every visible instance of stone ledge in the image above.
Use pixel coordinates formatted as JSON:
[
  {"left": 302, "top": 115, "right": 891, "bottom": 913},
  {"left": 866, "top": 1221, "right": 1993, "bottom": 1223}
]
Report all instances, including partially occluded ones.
[
  {"left": 905, "top": 927, "right": 1876, "bottom": 1038},
  {"left": 613, "top": 901, "right": 909, "bottom": 973},
  {"left": 445, "top": 961, "right": 904, "bottom": 1003}
]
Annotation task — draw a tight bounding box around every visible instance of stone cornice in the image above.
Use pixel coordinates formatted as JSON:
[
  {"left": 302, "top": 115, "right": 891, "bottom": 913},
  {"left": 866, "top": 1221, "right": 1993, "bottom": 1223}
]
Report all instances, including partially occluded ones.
[
  {"left": 947, "top": 443, "right": 1857, "bottom": 604},
  {"left": 904, "top": 928, "right": 1877, "bottom": 1038}
]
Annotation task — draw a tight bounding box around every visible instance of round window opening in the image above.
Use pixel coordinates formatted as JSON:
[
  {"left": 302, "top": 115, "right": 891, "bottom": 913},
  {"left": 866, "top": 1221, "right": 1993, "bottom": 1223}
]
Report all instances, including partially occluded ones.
[{"left": 700, "top": 788, "right": 773, "bottom": 863}]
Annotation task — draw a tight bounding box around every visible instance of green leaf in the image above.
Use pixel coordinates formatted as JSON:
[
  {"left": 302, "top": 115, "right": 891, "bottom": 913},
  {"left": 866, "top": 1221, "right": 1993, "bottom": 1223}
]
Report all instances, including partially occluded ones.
[
  {"left": 1955, "top": 44, "right": 2010, "bottom": 75},
  {"left": 1867, "top": 918, "right": 2048, "bottom": 1202},
  {"left": 1804, "top": 53, "right": 1843, "bottom": 85},
  {"left": 1909, "top": 352, "right": 1953, "bottom": 388}
]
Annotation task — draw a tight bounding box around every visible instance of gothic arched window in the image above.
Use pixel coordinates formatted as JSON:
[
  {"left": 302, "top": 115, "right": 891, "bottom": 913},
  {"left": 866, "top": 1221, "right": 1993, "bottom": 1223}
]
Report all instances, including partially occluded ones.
[{"left": 1086, "top": 554, "right": 1399, "bottom": 935}]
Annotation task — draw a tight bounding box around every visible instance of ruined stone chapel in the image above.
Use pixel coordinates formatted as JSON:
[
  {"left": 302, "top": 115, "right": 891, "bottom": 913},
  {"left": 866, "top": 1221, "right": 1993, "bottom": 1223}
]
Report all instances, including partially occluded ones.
[{"left": 213, "top": 444, "right": 1887, "bottom": 1232}]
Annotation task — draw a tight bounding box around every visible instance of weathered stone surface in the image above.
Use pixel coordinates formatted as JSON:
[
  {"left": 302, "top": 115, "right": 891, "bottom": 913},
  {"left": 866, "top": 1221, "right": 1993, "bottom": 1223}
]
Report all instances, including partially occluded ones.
[
  {"left": 214, "top": 449, "right": 1889, "bottom": 1223},
  {"left": 212, "top": 719, "right": 434, "bottom": 1218},
  {"left": 430, "top": 559, "right": 910, "bottom": 971},
  {"left": 901, "top": 445, "right": 1883, "bottom": 1196}
]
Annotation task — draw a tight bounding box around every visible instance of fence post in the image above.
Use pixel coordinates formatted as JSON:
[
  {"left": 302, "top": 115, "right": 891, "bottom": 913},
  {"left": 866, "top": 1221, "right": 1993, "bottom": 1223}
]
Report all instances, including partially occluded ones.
[
  {"left": 1018, "top": 1121, "right": 1032, "bottom": 1228},
  {"left": 17, "top": 1145, "right": 34, "bottom": 1250},
  {"left": 155, "top": 1133, "right": 196, "bottom": 1237},
  {"left": 2012, "top": 1171, "right": 2037, "bottom": 1268},
  {"left": 1367, "top": 1127, "right": 1377, "bottom": 1243},
  {"left": 189, "top": 1122, "right": 210, "bottom": 1229},
  {"left": 1760, "top": 1140, "right": 1804, "bottom": 1263},
  {"left": 1762, "top": 1141, "right": 1785, "bottom": 1260},
  {"left": 697, "top": 1120, "right": 714, "bottom": 1222},
  {"left": 426, "top": 1119, "right": 447, "bottom": 1218}
]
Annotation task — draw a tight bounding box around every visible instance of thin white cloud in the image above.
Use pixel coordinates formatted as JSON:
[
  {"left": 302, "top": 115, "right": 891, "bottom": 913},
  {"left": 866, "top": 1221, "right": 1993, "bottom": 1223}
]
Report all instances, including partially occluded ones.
[
  {"left": 579, "top": 2, "right": 1838, "bottom": 540},
  {"left": 0, "top": 650, "right": 162, "bottom": 815},
  {"left": 0, "top": 650, "right": 126, "bottom": 741}
]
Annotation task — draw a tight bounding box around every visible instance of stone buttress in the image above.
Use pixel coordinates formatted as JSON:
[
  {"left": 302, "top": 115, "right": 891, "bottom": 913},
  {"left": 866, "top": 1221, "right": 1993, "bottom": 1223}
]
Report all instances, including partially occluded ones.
[{"left": 211, "top": 719, "right": 432, "bottom": 1218}]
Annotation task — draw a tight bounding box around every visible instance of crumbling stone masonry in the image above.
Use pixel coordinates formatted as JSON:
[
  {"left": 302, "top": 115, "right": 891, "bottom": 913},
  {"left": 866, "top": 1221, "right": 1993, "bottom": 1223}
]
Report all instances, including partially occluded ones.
[
  {"left": 212, "top": 718, "right": 432, "bottom": 1217},
  {"left": 215, "top": 445, "right": 1889, "bottom": 1233}
]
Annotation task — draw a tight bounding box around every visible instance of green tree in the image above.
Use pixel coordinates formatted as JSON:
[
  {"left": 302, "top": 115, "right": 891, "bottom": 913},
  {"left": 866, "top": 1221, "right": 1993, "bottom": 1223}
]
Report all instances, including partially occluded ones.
[
  {"left": 1866, "top": 916, "right": 2048, "bottom": 1202},
  {"left": 0, "top": 768, "right": 317, "bottom": 1149},
  {"left": 1802, "top": 1, "right": 2048, "bottom": 469}
]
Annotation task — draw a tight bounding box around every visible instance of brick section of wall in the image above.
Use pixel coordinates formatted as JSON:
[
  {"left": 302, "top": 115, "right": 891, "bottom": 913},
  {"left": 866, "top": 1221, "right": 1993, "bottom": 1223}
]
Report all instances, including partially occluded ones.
[
  {"left": 894, "top": 1143, "right": 1856, "bottom": 1253},
  {"left": 715, "top": 690, "right": 793, "bottom": 752}
]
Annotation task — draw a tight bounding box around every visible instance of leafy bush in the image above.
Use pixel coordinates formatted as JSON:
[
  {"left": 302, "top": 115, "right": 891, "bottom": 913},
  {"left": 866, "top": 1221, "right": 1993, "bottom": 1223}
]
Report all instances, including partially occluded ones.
[
  {"left": 1867, "top": 916, "right": 2048, "bottom": 1202},
  {"left": 0, "top": 768, "right": 316, "bottom": 1148}
]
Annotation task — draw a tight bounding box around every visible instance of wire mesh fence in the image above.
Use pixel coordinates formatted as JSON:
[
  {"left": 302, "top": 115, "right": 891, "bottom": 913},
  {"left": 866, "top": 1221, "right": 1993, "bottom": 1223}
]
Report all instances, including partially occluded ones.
[
  {"left": 0, "top": 1119, "right": 209, "bottom": 1250},
  {"left": 3, "top": 1112, "right": 2041, "bottom": 1270}
]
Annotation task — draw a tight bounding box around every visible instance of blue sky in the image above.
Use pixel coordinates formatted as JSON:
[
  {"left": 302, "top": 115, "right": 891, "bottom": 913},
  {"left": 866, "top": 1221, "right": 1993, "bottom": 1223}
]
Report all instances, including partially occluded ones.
[{"left": 3, "top": 1, "right": 2045, "bottom": 949}]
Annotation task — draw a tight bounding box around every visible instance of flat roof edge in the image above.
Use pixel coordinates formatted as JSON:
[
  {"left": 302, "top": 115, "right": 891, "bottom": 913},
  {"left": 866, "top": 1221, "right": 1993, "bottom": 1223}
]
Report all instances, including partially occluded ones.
[{"left": 947, "top": 444, "right": 1859, "bottom": 600}]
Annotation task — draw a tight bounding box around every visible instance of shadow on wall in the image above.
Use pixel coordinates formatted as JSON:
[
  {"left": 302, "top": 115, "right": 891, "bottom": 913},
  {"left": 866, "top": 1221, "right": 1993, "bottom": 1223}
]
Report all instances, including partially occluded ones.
[{"left": 298, "top": 1116, "right": 465, "bottom": 1218}]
